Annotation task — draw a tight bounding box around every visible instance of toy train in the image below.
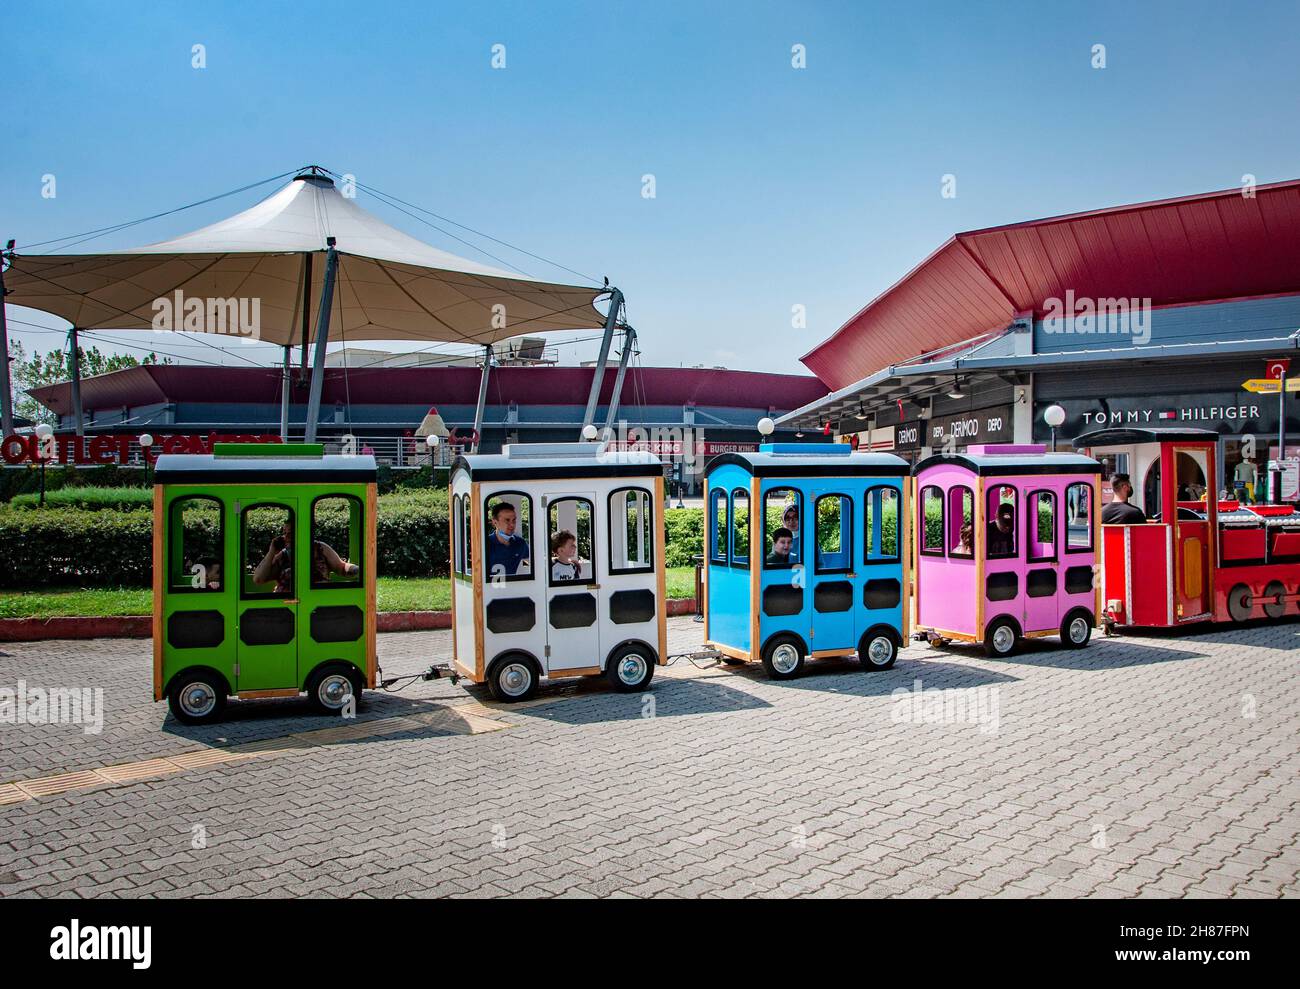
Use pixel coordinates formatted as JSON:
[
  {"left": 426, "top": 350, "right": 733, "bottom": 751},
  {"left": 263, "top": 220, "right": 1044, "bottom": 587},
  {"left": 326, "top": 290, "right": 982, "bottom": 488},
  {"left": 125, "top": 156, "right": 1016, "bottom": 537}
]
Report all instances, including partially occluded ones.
[{"left": 150, "top": 430, "right": 1300, "bottom": 721}]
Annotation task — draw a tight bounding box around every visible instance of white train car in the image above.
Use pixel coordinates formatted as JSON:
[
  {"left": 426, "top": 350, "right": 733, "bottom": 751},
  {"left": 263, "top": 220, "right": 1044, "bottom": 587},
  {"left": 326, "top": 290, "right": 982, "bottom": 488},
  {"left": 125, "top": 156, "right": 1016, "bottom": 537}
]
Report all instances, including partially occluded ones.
[{"left": 448, "top": 443, "right": 667, "bottom": 701}]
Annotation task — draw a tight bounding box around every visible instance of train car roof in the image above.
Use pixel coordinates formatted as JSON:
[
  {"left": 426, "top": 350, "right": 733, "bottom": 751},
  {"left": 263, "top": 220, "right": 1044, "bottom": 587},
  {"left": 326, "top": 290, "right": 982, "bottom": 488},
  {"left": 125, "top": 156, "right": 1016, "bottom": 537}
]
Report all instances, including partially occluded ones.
[
  {"left": 1073, "top": 427, "right": 1220, "bottom": 448},
  {"left": 155, "top": 450, "right": 378, "bottom": 484},
  {"left": 452, "top": 442, "right": 663, "bottom": 481},
  {"left": 915, "top": 444, "right": 1100, "bottom": 477},
  {"left": 705, "top": 443, "right": 909, "bottom": 478}
]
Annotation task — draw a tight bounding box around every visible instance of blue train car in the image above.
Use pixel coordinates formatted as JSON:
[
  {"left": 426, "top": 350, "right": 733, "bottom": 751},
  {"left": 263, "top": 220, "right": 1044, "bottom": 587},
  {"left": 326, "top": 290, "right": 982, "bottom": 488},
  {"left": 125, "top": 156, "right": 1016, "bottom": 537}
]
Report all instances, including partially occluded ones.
[{"left": 703, "top": 443, "right": 912, "bottom": 679}]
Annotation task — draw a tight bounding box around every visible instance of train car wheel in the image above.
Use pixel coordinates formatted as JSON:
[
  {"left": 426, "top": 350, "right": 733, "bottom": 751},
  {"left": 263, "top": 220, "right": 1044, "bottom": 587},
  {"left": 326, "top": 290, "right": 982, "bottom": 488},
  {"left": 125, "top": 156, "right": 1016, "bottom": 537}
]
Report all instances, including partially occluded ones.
[
  {"left": 487, "top": 653, "right": 540, "bottom": 703},
  {"left": 606, "top": 643, "right": 656, "bottom": 692},
  {"left": 983, "top": 618, "right": 1020, "bottom": 658},
  {"left": 858, "top": 627, "right": 899, "bottom": 671},
  {"left": 760, "top": 634, "right": 805, "bottom": 680},
  {"left": 1227, "top": 584, "right": 1253, "bottom": 623},
  {"left": 306, "top": 662, "right": 364, "bottom": 715},
  {"left": 1060, "top": 610, "right": 1093, "bottom": 649},
  {"left": 167, "top": 669, "right": 228, "bottom": 725},
  {"left": 1262, "top": 581, "right": 1287, "bottom": 620}
]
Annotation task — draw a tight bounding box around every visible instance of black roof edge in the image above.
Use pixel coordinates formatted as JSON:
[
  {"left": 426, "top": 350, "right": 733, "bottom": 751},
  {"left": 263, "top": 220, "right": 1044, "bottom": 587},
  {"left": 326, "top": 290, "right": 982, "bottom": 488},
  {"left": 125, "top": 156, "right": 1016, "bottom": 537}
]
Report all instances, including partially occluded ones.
[{"left": 1072, "top": 427, "right": 1220, "bottom": 448}]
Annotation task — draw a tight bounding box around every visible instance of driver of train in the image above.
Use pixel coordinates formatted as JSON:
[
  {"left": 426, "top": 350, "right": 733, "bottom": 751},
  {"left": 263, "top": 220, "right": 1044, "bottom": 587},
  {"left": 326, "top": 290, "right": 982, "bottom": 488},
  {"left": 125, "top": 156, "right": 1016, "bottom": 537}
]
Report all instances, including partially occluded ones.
[
  {"left": 487, "top": 502, "right": 530, "bottom": 577},
  {"left": 1101, "top": 473, "right": 1147, "bottom": 525},
  {"left": 986, "top": 503, "right": 1016, "bottom": 556}
]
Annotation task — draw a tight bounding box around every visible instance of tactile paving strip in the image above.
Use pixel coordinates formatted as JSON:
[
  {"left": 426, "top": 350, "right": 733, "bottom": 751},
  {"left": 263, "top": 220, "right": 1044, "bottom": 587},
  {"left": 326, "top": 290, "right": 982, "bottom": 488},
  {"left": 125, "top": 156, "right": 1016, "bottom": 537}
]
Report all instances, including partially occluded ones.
[{"left": 3, "top": 705, "right": 509, "bottom": 805}]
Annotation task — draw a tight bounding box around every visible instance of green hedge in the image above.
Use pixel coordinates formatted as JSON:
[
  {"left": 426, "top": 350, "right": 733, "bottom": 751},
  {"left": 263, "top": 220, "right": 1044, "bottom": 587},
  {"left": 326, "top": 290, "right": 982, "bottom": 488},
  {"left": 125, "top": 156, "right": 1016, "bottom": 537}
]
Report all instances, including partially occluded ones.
[{"left": 10, "top": 486, "right": 153, "bottom": 510}]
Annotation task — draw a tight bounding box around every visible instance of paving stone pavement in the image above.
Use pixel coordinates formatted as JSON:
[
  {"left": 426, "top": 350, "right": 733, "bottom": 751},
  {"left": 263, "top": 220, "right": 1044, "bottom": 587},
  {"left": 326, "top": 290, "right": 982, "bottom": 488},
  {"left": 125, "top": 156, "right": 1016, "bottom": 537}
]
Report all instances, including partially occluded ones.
[{"left": 0, "top": 617, "right": 1297, "bottom": 898}]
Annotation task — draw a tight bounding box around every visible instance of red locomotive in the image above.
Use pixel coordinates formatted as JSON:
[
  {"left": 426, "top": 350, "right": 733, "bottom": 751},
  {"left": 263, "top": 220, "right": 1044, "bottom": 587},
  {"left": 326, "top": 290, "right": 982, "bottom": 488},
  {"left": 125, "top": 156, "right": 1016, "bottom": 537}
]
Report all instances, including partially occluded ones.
[{"left": 1074, "top": 428, "right": 1300, "bottom": 629}]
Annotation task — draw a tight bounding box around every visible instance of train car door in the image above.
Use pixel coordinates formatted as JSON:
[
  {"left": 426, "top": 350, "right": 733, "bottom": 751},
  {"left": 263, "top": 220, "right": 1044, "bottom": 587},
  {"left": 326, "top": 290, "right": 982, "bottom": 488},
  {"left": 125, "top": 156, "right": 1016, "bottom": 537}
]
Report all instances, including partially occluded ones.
[
  {"left": 236, "top": 498, "right": 299, "bottom": 691},
  {"left": 1023, "top": 488, "right": 1060, "bottom": 633},
  {"left": 860, "top": 483, "right": 905, "bottom": 635},
  {"left": 604, "top": 485, "right": 659, "bottom": 653},
  {"left": 808, "top": 486, "right": 856, "bottom": 651},
  {"left": 982, "top": 482, "right": 1022, "bottom": 634},
  {"left": 544, "top": 492, "right": 601, "bottom": 672},
  {"left": 1170, "top": 446, "right": 1213, "bottom": 620}
]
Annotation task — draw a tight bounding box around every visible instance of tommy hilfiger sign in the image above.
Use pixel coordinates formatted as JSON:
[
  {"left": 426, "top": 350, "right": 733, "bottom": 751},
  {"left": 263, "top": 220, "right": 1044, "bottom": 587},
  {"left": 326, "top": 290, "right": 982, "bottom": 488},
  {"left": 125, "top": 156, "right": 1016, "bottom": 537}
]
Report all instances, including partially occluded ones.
[{"left": 1079, "top": 404, "right": 1263, "bottom": 425}]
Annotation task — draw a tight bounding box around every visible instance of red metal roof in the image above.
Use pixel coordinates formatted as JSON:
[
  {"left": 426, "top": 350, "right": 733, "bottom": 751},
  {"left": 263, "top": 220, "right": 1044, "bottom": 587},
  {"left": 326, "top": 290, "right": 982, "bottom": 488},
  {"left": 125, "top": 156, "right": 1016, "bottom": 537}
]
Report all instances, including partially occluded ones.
[
  {"left": 803, "top": 178, "right": 1300, "bottom": 389},
  {"left": 29, "top": 364, "right": 827, "bottom": 415}
]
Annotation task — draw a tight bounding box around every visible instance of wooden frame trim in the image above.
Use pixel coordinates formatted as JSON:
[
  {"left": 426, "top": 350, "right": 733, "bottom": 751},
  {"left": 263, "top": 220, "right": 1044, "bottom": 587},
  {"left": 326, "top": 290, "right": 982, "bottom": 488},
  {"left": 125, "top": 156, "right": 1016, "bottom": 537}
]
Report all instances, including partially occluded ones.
[
  {"left": 152, "top": 484, "right": 164, "bottom": 701},
  {"left": 365, "top": 482, "right": 378, "bottom": 687},
  {"left": 654, "top": 475, "right": 669, "bottom": 665},
  {"left": 453, "top": 659, "right": 476, "bottom": 681},
  {"left": 902, "top": 476, "right": 913, "bottom": 642},
  {"left": 701, "top": 478, "right": 710, "bottom": 642},
  {"left": 810, "top": 648, "right": 856, "bottom": 659},
  {"left": 706, "top": 641, "right": 750, "bottom": 662},
  {"left": 749, "top": 476, "right": 761, "bottom": 659},
  {"left": 552, "top": 665, "right": 602, "bottom": 678},
  {"left": 470, "top": 481, "right": 485, "bottom": 682},
  {"left": 448, "top": 482, "right": 459, "bottom": 675},
  {"left": 236, "top": 688, "right": 300, "bottom": 700},
  {"left": 975, "top": 477, "right": 986, "bottom": 636},
  {"left": 1092, "top": 474, "right": 1103, "bottom": 623}
]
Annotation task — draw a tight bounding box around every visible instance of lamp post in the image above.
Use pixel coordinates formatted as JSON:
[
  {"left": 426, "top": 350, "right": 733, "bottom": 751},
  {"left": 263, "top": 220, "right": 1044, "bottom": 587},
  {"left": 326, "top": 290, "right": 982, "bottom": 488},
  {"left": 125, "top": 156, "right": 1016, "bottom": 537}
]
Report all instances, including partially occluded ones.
[
  {"left": 1043, "top": 405, "right": 1066, "bottom": 451},
  {"left": 139, "top": 433, "right": 155, "bottom": 484},
  {"left": 757, "top": 417, "right": 775, "bottom": 442},
  {"left": 33, "top": 423, "right": 53, "bottom": 506},
  {"left": 425, "top": 433, "right": 439, "bottom": 467}
]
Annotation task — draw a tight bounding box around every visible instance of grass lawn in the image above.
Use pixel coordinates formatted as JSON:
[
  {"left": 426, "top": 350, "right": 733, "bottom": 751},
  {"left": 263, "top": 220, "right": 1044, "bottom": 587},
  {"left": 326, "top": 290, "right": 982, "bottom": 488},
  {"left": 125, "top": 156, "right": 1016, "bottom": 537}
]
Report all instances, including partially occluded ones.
[{"left": 0, "top": 569, "right": 700, "bottom": 619}]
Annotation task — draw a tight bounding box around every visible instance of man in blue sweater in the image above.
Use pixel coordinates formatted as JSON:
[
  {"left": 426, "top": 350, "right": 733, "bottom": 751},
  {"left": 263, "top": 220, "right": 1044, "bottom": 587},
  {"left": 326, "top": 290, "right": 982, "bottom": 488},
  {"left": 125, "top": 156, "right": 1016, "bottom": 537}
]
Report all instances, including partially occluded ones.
[{"left": 486, "top": 502, "right": 530, "bottom": 578}]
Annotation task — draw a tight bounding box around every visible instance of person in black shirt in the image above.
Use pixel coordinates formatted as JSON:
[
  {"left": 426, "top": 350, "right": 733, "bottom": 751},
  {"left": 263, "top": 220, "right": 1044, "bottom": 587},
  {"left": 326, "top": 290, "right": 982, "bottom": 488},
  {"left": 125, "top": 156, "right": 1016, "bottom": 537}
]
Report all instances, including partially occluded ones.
[
  {"left": 1101, "top": 473, "right": 1146, "bottom": 525},
  {"left": 986, "top": 503, "right": 1016, "bottom": 556}
]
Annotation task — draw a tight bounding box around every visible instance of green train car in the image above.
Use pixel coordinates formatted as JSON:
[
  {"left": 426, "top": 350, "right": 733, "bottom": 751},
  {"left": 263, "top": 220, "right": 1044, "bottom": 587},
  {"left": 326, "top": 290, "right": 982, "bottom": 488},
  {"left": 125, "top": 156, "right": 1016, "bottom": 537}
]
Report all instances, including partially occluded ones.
[{"left": 152, "top": 443, "right": 378, "bottom": 724}]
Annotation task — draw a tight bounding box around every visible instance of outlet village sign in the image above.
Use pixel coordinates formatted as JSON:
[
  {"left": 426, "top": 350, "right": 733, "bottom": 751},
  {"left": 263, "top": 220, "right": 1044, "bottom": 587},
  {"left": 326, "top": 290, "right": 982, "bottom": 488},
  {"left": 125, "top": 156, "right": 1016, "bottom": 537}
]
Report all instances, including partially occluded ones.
[{"left": 0, "top": 432, "right": 280, "bottom": 466}]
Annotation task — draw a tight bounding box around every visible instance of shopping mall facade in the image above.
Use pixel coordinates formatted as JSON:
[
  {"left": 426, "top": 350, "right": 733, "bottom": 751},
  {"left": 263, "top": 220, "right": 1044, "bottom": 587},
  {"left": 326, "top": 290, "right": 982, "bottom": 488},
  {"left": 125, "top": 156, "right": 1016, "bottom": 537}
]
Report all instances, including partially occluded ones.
[
  {"left": 779, "top": 179, "right": 1300, "bottom": 498},
  {"left": 20, "top": 363, "right": 827, "bottom": 494}
]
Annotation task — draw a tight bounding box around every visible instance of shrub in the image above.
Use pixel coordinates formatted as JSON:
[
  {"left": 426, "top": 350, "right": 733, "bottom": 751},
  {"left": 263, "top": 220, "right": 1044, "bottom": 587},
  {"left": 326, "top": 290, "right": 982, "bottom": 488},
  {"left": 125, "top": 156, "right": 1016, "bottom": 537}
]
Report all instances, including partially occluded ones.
[
  {"left": 663, "top": 508, "right": 704, "bottom": 567},
  {"left": 8, "top": 486, "right": 153, "bottom": 510}
]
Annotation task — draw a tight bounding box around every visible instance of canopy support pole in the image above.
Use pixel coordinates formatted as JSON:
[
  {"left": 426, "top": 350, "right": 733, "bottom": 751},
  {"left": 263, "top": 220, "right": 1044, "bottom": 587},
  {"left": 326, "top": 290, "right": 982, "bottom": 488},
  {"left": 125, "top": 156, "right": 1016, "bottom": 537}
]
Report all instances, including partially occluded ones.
[
  {"left": 580, "top": 287, "right": 623, "bottom": 438},
  {"left": 280, "top": 344, "right": 291, "bottom": 441},
  {"left": 0, "top": 243, "right": 14, "bottom": 437},
  {"left": 298, "top": 251, "right": 313, "bottom": 383},
  {"left": 303, "top": 244, "right": 338, "bottom": 445},
  {"left": 68, "top": 326, "right": 85, "bottom": 439},
  {"left": 601, "top": 326, "right": 636, "bottom": 438},
  {"left": 472, "top": 343, "right": 492, "bottom": 454}
]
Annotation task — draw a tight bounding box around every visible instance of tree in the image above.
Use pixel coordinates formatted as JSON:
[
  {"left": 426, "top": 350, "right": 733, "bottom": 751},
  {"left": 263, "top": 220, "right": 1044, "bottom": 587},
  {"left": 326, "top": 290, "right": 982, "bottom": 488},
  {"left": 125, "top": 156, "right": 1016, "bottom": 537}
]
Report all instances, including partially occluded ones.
[{"left": 10, "top": 341, "right": 168, "bottom": 426}]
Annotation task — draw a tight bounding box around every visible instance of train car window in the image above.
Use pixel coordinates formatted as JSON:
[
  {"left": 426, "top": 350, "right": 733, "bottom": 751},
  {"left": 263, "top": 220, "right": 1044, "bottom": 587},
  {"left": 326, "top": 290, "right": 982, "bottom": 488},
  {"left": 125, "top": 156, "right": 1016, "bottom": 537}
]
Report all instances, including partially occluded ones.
[
  {"left": 1065, "top": 483, "right": 1093, "bottom": 552},
  {"left": 242, "top": 504, "right": 295, "bottom": 598},
  {"left": 920, "top": 485, "right": 944, "bottom": 556},
  {"left": 814, "top": 494, "right": 853, "bottom": 574},
  {"left": 452, "top": 495, "right": 464, "bottom": 576},
  {"left": 169, "top": 496, "right": 223, "bottom": 592},
  {"left": 609, "top": 487, "right": 654, "bottom": 574},
  {"left": 986, "top": 485, "right": 1018, "bottom": 559},
  {"left": 870, "top": 486, "right": 900, "bottom": 561},
  {"left": 948, "top": 485, "right": 974, "bottom": 559},
  {"left": 1174, "top": 450, "right": 1209, "bottom": 501},
  {"left": 485, "top": 492, "right": 533, "bottom": 582},
  {"left": 731, "top": 488, "right": 750, "bottom": 568},
  {"left": 547, "top": 496, "right": 594, "bottom": 585},
  {"left": 310, "top": 496, "right": 363, "bottom": 588},
  {"left": 710, "top": 488, "right": 728, "bottom": 564},
  {"left": 1028, "top": 490, "right": 1057, "bottom": 562},
  {"left": 461, "top": 494, "right": 472, "bottom": 576},
  {"left": 764, "top": 488, "right": 801, "bottom": 569}
]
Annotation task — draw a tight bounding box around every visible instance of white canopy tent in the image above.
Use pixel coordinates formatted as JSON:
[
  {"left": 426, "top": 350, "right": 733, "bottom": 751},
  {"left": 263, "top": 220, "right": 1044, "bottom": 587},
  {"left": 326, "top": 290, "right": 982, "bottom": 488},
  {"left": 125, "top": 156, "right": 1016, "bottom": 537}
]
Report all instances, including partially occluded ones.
[{"left": 0, "top": 168, "right": 626, "bottom": 445}]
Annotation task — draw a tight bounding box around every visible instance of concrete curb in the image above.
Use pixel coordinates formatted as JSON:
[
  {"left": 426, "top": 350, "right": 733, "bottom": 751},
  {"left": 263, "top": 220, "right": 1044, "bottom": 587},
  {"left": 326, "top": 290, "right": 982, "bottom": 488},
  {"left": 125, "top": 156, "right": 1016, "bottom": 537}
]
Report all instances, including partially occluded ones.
[{"left": 0, "top": 597, "right": 700, "bottom": 641}]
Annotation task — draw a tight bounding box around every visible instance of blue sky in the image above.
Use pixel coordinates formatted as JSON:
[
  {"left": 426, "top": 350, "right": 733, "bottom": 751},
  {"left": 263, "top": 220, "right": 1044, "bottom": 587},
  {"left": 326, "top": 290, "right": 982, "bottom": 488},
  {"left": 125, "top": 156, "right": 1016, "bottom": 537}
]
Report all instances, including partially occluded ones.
[{"left": 4, "top": 0, "right": 1300, "bottom": 375}]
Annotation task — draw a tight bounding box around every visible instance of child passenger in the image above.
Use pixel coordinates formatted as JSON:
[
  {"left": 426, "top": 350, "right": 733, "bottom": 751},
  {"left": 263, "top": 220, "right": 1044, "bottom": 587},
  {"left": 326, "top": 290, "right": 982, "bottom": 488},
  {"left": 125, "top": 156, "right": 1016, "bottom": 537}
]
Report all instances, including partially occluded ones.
[{"left": 550, "top": 530, "right": 582, "bottom": 581}]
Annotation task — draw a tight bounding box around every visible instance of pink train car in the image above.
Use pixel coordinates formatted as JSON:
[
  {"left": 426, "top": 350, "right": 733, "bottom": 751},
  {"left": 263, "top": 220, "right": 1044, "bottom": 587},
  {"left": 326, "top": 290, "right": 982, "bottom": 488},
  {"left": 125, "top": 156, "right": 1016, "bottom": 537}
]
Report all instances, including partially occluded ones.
[{"left": 912, "top": 444, "right": 1103, "bottom": 657}]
